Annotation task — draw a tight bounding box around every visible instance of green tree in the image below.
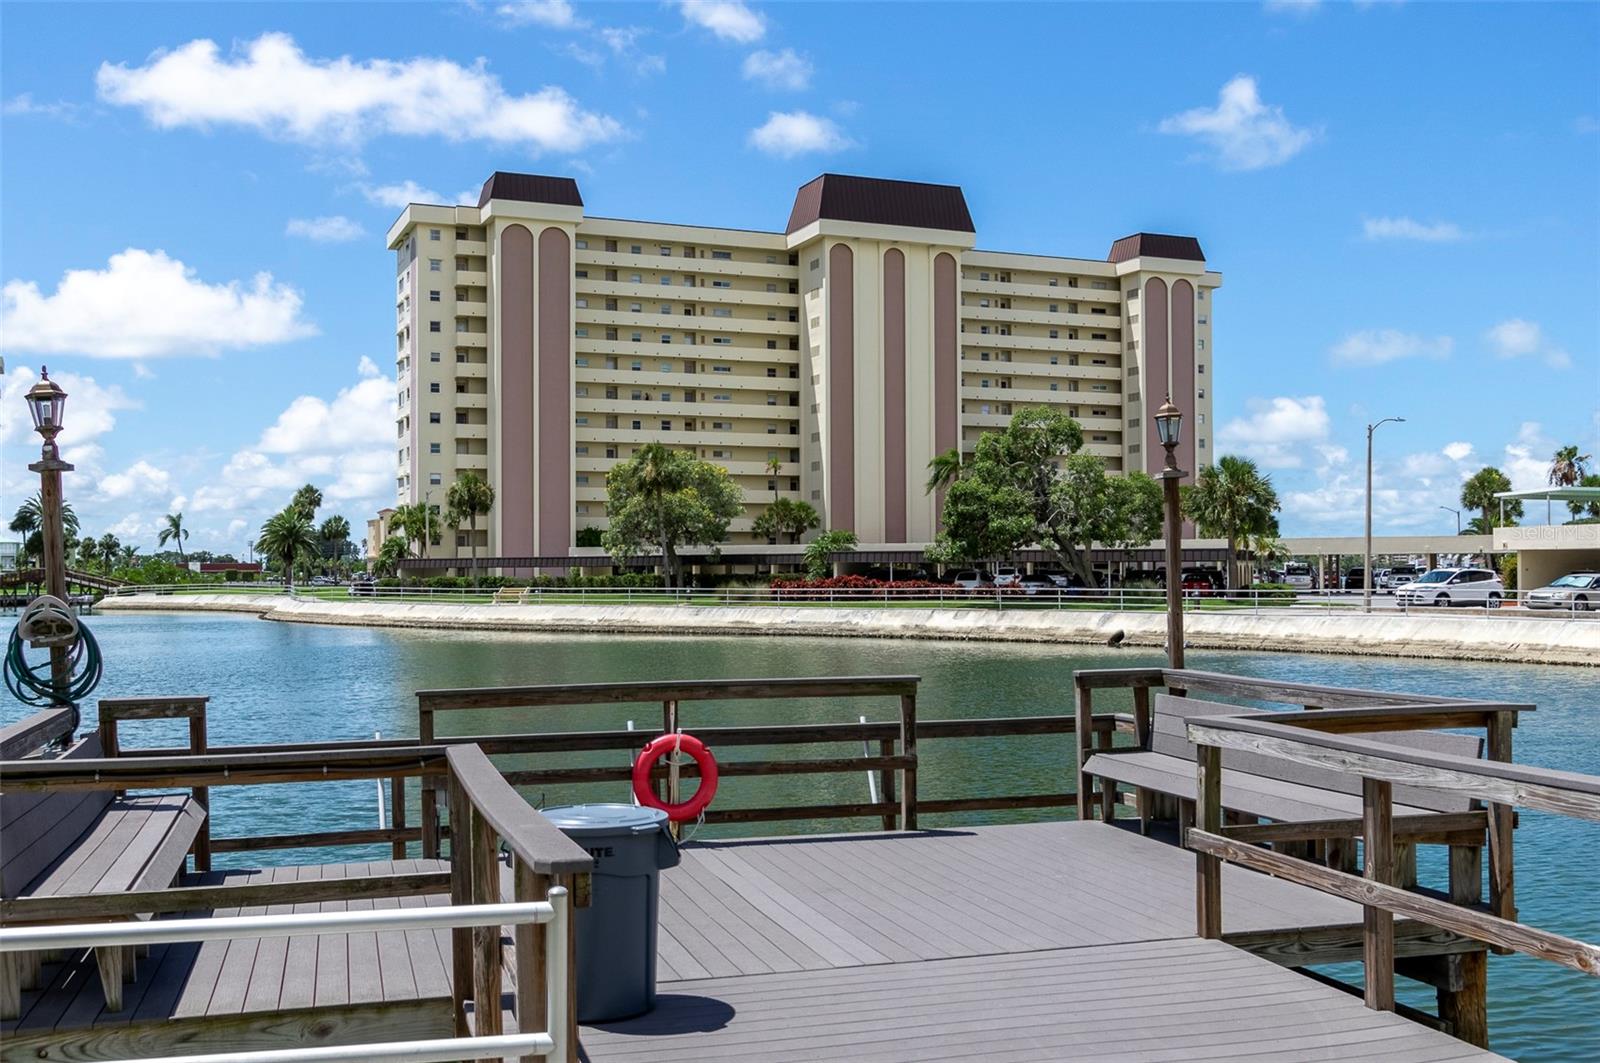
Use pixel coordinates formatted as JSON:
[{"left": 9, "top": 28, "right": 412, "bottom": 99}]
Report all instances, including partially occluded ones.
[
  {"left": 765, "top": 456, "right": 784, "bottom": 501},
  {"left": 158, "top": 512, "right": 190, "bottom": 562},
  {"left": 256, "top": 508, "right": 319, "bottom": 591},
  {"left": 602, "top": 443, "right": 743, "bottom": 587},
  {"left": 10, "top": 493, "right": 79, "bottom": 544},
  {"left": 292, "top": 484, "right": 324, "bottom": 521},
  {"left": 924, "top": 447, "right": 965, "bottom": 495},
  {"left": 98, "top": 533, "right": 121, "bottom": 574},
  {"left": 1182, "top": 455, "right": 1280, "bottom": 589},
  {"left": 76, "top": 535, "right": 100, "bottom": 571},
  {"left": 1549, "top": 445, "right": 1592, "bottom": 488},
  {"left": 804, "top": 529, "right": 858, "bottom": 580},
  {"left": 935, "top": 407, "right": 1162, "bottom": 587},
  {"left": 1460, "top": 467, "right": 1521, "bottom": 530},
  {"left": 391, "top": 502, "right": 440, "bottom": 561},
  {"left": 374, "top": 534, "right": 411, "bottom": 577},
  {"left": 445, "top": 471, "right": 496, "bottom": 586},
  {"left": 1569, "top": 473, "right": 1600, "bottom": 521},
  {"left": 318, "top": 515, "right": 351, "bottom": 564},
  {"left": 753, "top": 498, "right": 821, "bottom": 545}
]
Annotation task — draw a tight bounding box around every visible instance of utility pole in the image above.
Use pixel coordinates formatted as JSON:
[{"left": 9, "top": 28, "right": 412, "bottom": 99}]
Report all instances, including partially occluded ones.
[
  {"left": 1154, "top": 399, "right": 1186, "bottom": 669},
  {"left": 25, "top": 369, "right": 73, "bottom": 698},
  {"left": 1364, "top": 417, "right": 1405, "bottom": 613}
]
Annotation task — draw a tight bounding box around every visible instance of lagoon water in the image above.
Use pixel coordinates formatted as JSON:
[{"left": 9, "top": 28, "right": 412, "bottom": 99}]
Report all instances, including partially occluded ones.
[{"left": 7, "top": 611, "right": 1596, "bottom": 1060}]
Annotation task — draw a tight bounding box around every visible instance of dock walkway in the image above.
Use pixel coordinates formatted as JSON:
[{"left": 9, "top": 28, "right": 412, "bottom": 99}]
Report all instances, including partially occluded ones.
[{"left": 581, "top": 820, "right": 1503, "bottom": 1061}]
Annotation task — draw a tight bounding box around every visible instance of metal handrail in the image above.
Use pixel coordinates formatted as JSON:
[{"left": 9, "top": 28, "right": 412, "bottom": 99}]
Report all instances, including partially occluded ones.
[{"left": 1, "top": 893, "right": 571, "bottom": 1063}]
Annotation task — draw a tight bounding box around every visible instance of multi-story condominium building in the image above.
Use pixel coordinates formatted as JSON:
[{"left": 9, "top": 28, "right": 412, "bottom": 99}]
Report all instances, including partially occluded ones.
[{"left": 384, "top": 171, "right": 1220, "bottom": 562}]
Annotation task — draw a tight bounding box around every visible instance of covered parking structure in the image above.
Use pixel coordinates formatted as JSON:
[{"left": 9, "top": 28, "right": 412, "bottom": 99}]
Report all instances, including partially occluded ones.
[{"left": 1493, "top": 487, "right": 1600, "bottom": 590}]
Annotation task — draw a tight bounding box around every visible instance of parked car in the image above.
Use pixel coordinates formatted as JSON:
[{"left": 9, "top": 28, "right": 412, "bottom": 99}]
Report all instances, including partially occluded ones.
[
  {"left": 1018, "top": 574, "right": 1056, "bottom": 596},
  {"left": 1282, "top": 562, "right": 1314, "bottom": 589},
  {"left": 1341, "top": 568, "right": 1367, "bottom": 591},
  {"left": 1381, "top": 566, "right": 1422, "bottom": 591},
  {"left": 1395, "top": 568, "right": 1504, "bottom": 608},
  {"left": 348, "top": 576, "right": 376, "bottom": 597},
  {"left": 1048, "top": 571, "right": 1096, "bottom": 590},
  {"left": 1525, "top": 571, "right": 1600, "bottom": 611},
  {"left": 952, "top": 570, "right": 992, "bottom": 590},
  {"left": 992, "top": 566, "right": 1023, "bottom": 588}
]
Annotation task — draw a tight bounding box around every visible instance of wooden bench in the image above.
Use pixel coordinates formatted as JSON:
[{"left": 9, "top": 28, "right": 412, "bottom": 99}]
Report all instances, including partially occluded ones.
[
  {"left": 491, "top": 587, "right": 525, "bottom": 605},
  {"left": 1082, "top": 694, "right": 1483, "bottom": 841},
  {"left": 1, "top": 706, "right": 209, "bottom": 1017}
]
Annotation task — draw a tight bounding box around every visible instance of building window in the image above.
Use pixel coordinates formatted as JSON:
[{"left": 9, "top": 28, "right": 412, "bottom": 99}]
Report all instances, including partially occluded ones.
[
  {"left": 712, "top": 250, "right": 732, "bottom": 260},
  {"left": 576, "top": 239, "right": 588, "bottom": 250},
  {"left": 429, "top": 382, "right": 441, "bottom": 393},
  {"left": 429, "top": 351, "right": 441, "bottom": 362},
  {"left": 1198, "top": 339, "right": 1206, "bottom": 350},
  {"left": 575, "top": 328, "right": 589, "bottom": 338},
  {"left": 1197, "top": 290, "right": 1206, "bottom": 301},
  {"left": 661, "top": 420, "right": 672, "bottom": 431},
  {"left": 429, "top": 290, "right": 440, "bottom": 302},
  {"left": 429, "top": 229, "right": 441, "bottom": 240},
  {"left": 429, "top": 259, "right": 441, "bottom": 271},
  {"left": 429, "top": 321, "right": 441, "bottom": 332},
  {"left": 576, "top": 298, "right": 588, "bottom": 308},
  {"left": 429, "top": 473, "right": 442, "bottom": 485},
  {"left": 1199, "top": 437, "right": 1207, "bottom": 448},
  {"left": 1198, "top": 364, "right": 1206, "bottom": 374},
  {"left": 1049, "top": 330, "right": 1059, "bottom": 339},
  {"left": 429, "top": 413, "right": 441, "bottom": 424},
  {"left": 428, "top": 443, "right": 441, "bottom": 454},
  {"left": 630, "top": 245, "right": 642, "bottom": 255},
  {"left": 712, "top": 280, "right": 731, "bottom": 288}
]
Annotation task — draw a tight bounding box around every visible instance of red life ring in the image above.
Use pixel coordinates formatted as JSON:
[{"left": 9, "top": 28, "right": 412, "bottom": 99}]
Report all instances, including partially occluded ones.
[{"left": 632, "top": 732, "right": 719, "bottom": 823}]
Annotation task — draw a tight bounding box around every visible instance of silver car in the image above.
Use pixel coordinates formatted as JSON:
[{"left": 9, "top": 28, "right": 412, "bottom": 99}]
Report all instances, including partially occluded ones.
[
  {"left": 1395, "top": 568, "right": 1505, "bottom": 608},
  {"left": 1525, "top": 572, "right": 1600, "bottom": 611}
]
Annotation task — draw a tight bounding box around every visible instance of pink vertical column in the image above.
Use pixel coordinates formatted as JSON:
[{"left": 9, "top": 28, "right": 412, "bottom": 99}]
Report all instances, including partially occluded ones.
[
  {"left": 1170, "top": 280, "right": 1196, "bottom": 477},
  {"left": 882, "top": 248, "right": 907, "bottom": 543},
  {"left": 933, "top": 253, "right": 958, "bottom": 522},
  {"left": 1141, "top": 278, "right": 1169, "bottom": 473},
  {"left": 828, "top": 244, "right": 855, "bottom": 532},
  {"left": 536, "top": 227, "right": 572, "bottom": 556},
  {"left": 499, "top": 224, "right": 536, "bottom": 559}
]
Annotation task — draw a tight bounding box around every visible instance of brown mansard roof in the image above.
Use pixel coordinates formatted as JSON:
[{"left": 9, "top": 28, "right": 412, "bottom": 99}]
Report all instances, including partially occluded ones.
[
  {"left": 786, "top": 174, "right": 976, "bottom": 235},
  {"left": 477, "top": 172, "right": 584, "bottom": 209},
  {"left": 1107, "top": 233, "right": 1205, "bottom": 263}
]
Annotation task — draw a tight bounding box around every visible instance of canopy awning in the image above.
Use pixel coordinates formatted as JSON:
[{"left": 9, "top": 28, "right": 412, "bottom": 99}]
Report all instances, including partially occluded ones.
[{"left": 1494, "top": 486, "right": 1600, "bottom": 503}]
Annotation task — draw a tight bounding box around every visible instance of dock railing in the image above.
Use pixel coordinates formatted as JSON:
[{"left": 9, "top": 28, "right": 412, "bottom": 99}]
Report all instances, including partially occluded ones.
[{"left": 1184, "top": 709, "right": 1600, "bottom": 1043}]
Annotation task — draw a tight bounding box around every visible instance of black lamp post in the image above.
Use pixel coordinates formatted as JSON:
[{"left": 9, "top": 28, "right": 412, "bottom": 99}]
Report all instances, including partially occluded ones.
[
  {"left": 1154, "top": 398, "right": 1185, "bottom": 670},
  {"left": 25, "top": 367, "right": 73, "bottom": 693}
]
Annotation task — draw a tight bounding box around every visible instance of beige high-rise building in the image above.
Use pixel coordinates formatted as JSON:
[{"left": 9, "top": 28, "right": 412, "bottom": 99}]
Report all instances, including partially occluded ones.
[{"left": 383, "top": 172, "right": 1220, "bottom": 563}]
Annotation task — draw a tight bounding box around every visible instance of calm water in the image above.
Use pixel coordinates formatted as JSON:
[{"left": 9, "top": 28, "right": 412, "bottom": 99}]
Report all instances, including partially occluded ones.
[{"left": 7, "top": 612, "right": 1597, "bottom": 1060}]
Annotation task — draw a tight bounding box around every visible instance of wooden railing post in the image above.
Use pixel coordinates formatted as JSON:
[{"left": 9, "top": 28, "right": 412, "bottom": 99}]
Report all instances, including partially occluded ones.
[
  {"left": 1486, "top": 710, "right": 1516, "bottom": 930},
  {"left": 1442, "top": 843, "right": 1489, "bottom": 1047},
  {"left": 1194, "top": 742, "right": 1222, "bottom": 938},
  {"left": 390, "top": 776, "right": 407, "bottom": 860},
  {"left": 899, "top": 692, "right": 917, "bottom": 831},
  {"left": 1095, "top": 726, "right": 1116, "bottom": 822},
  {"left": 447, "top": 771, "right": 474, "bottom": 1036},
  {"left": 471, "top": 805, "right": 503, "bottom": 1036},
  {"left": 513, "top": 862, "right": 551, "bottom": 1063},
  {"left": 878, "top": 737, "right": 897, "bottom": 831},
  {"left": 1074, "top": 681, "right": 1094, "bottom": 820},
  {"left": 420, "top": 706, "right": 440, "bottom": 859},
  {"left": 189, "top": 707, "right": 211, "bottom": 872},
  {"left": 1362, "top": 777, "right": 1395, "bottom": 1011}
]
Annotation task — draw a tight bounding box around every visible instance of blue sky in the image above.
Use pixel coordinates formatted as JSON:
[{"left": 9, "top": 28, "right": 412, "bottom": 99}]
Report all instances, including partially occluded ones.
[{"left": 2, "top": 0, "right": 1597, "bottom": 554}]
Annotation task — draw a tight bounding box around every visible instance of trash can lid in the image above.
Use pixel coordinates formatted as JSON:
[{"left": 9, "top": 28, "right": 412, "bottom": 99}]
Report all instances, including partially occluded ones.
[{"left": 541, "top": 803, "right": 670, "bottom": 836}]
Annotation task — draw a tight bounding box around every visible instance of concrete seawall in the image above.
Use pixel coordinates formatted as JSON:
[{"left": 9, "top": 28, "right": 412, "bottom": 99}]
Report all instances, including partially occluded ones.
[{"left": 98, "top": 595, "right": 1600, "bottom": 667}]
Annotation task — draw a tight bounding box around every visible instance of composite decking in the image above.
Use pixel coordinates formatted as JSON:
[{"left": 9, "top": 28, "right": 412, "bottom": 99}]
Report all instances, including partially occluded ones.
[
  {"left": 3, "top": 822, "right": 1502, "bottom": 1061},
  {"left": 582, "top": 820, "right": 1503, "bottom": 1062}
]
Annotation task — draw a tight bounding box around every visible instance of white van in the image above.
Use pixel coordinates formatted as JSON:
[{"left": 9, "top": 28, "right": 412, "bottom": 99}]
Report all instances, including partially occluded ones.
[{"left": 1282, "top": 561, "right": 1314, "bottom": 589}]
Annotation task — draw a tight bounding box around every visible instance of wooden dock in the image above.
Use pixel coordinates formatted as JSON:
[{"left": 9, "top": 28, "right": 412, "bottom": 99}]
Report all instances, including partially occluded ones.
[{"left": 580, "top": 820, "right": 1505, "bottom": 1061}]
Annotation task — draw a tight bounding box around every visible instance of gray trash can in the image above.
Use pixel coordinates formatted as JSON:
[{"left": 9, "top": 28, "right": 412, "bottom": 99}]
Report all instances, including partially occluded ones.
[{"left": 541, "top": 803, "right": 681, "bottom": 1022}]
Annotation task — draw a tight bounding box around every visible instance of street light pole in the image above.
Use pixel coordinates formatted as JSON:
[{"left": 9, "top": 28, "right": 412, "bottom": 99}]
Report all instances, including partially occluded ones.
[
  {"left": 1154, "top": 399, "right": 1186, "bottom": 670},
  {"left": 1364, "top": 416, "right": 1405, "bottom": 613},
  {"left": 1439, "top": 506, "right": 1461, "bottom": 535},
  {"left": 24, "top": 368, "right": 73, "bottom": 697}
]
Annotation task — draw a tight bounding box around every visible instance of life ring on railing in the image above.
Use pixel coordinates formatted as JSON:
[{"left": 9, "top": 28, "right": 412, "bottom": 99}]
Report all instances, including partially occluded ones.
[{"left": 632, "top": 732, "right": 719, "bottom": 822}]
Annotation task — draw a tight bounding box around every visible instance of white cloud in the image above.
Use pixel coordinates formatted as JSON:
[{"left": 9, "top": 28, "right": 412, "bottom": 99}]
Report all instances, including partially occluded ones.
[
  {"left": 748, "top": 111, "right": 854, "bottom": 158},
  {"left": 3, "top": 93, "right": 81, "bottom": 119},
  {"left": 1330, "top": 329, "right": 1453, "bottom": 366},
  {"left": 1443, "top": 441, "right": 1474, "bottom": 462},
  {"left": 1158, "top": 75, "right": 1316, "bottom": 171},
  {"left": 679, "top": 1, "right": 765, "bottom": 43},
  {"left": 96, "top": 460, "right": 173, "bottom": 501},
  {"left": 497, "top": 0, "right": 583, "bottom": 28},
  {"left": 1485, "top": 318, "right": 1571, "bottom": 369},
  {"left": 96, "top": 32, "right": 623, "bottom": 153},
  {"left": 361, "top": 180, "right": 443, "bottom": 208},
  {"left": 0, "top": 366, "right": 137, "bottom": 453},
  {"left": 1217, "top": 395, "right": 1332, "bottom": 468},
  {"left": 1503, "top": 421, "right": 1554, "bottom": 492},
  {"left": 1361, "top": 216, "right": 1465, "bottom": 242},
  {"left": 192, "top": 356, "right": 396, "bottom": 515},
  {"left": 742, "top": 48, "right": 812, "bottom": 91},
  {"left": 0, "top": 248, "right": 316, "bottom": 359},
  {"left": 285, "top": 215, "right": 366, "bottom": 242}
]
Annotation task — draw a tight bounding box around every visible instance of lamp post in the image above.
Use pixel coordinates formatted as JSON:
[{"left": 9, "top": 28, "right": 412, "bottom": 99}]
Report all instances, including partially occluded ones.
[
  {"left": 1439, "top": 506, "right": 1461, "bottom": 535},
  {"left": 1364, "top": 416, "right": 1405, "bottom": 613},
  {"left": 24, "top": 367, "right": 73, "bottom": 696},
  {"left": 1154, "top": 398, "right": 1186, "bottom": 670}
]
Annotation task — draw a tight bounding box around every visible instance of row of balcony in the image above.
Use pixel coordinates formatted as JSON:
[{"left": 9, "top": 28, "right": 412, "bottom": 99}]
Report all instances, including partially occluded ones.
[
  {"left": 575, "top": 307, "right": 800, "bottom": 337},
  {"left": 577, "top": 338, "right": 801, "bottom": 365},
  {"left": 575, "top": 277, "right": 800, "bottom": 307},
  {"left": 960, "top": 304, "right": 1124, "bottom": 330},
  {"left": 961, "top": 357, "right": 1121, "bottom": 381},
  {"left": 575, "top": 247, "right": 797, "bottom": 280},
  {"left": 960, "top": 333, "right": 1120, "bottom": 356},
  {"left": 962, "top": 278, "right": 1121, "bottom": 303}
]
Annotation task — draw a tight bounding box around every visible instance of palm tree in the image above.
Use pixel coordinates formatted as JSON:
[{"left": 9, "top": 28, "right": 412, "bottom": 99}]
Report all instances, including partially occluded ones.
[
  {"left": 374, "top": 534, "right": 411, "bottom": 577},
  {"left": 766, "top": 456, "right": 783, "bottom": 502},
  {"left": 1569, "top": 473, "right": 1600, "bottom": 521},
  {"left": 158, "top": 512, "right": 190, "bottom": 562},
  {"left": 1549, "top": 445, "right": 1592, "bottom": 488},
  {"left": 924, "top": 448, "right": 964, "bottom": 495},
  {"left": 118, "top": 544, "right": 140, "bottom": 570},
  {"left": 391, "top": 502, "right": 437, "bottom": 561},
  {"left": 445, "top": 472, "right": 496, "bottom": 586},
  {"left": 318, "top": 515, "right": 351, "bottom": 565},
  {"left": 10, "top": 492, "right": 79, "bottom": 541},
  {"left": 1182, "top": 455, "right": 1281, "bottom": 590},
  {"left": 256, "top": 508, "right": 319, "bottom": 591},
  {"left": 98, "top": 533, "right": 121, "bottom": 574},
  {"left": 76, "top": 535, "right": 100, "bottom": 572},
  {"left": 292, "top": 484, "right": 324, "bottom": 521},
  {"left": 1461, "top": 466, "right": 1520, "bottom": 529}
]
